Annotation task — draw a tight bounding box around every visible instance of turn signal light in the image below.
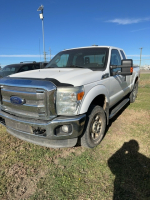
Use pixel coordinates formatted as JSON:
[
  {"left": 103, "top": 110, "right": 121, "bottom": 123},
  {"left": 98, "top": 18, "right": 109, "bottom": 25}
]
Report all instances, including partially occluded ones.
[
  {"left": 130, "top": 67, "right": 133, "bottom": 73},
  {"left": 77, "top": 91, "right": 84, "bottom": 100}
]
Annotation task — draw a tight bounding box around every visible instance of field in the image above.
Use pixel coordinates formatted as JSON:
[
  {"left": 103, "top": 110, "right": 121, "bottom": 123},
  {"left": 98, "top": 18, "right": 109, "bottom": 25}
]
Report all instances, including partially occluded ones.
[{"left": 0, "top": 74, "right": 150, "bottom": 200}]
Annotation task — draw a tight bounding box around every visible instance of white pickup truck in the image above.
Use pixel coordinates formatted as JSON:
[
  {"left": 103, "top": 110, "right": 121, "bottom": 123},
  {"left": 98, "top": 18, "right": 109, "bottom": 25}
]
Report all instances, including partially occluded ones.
[{"left": 0, "top": 46, "right": 140, "bottom": 148}]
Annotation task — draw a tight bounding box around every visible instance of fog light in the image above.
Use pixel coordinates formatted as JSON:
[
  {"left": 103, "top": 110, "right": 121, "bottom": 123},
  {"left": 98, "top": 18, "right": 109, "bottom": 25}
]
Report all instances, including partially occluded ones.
[
  {"left": 55, "top": 124, "right": 72, "bottom": 136},
  {"left": 62, "top": 125, "right": 69, "bottom": 133}
]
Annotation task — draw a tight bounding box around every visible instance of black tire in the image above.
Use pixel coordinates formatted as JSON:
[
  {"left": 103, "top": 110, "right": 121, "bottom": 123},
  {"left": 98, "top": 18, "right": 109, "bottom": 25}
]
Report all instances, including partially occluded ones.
[
  {"left": 129, "top": 82, "right": 138, "bottom": 103},
  {"left": 81, "top": 105, "right": 106, "bottom": 148}
]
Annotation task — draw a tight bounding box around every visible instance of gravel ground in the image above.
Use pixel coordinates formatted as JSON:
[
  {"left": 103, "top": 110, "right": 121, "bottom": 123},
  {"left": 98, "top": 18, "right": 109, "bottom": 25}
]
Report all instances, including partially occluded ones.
[{"left": 140, "top": 70, "right": 150, "bottom": 74}]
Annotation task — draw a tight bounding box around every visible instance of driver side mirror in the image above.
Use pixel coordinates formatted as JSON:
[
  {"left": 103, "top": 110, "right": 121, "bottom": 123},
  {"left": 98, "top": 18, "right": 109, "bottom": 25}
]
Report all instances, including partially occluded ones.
[{"left": 111, "top": 59, "right": 133, "bottom": 76}]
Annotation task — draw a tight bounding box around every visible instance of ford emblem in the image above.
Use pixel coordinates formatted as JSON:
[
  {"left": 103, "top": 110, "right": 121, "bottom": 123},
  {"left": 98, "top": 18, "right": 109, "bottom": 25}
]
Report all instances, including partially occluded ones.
[{"left": 10, "top": 96, "right": 26, "bottom": 105}]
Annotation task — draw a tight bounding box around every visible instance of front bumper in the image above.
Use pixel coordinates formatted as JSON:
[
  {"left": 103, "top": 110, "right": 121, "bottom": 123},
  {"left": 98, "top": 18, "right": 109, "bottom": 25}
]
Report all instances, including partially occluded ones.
[{"left": 0, "top": 110, "right": 86, "bottom": 148}]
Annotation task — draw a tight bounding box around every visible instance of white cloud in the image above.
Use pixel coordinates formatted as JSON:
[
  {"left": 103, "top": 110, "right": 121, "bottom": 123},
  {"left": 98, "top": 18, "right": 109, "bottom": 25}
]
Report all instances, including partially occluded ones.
[
  {"left": 0, "top": 55, "right": 42, "bottom": 58},
  {"left": 127, "top": 55, "right": 150, "bottom": 57},
  {"left": 131, "top": 27, "right": 150, "bottom": 32},
  {"left": 0, "top": 55, "right": 55, "bottom": 58},
  {"left": 106, "top": 17, "right": 150, "bottom": 25}
]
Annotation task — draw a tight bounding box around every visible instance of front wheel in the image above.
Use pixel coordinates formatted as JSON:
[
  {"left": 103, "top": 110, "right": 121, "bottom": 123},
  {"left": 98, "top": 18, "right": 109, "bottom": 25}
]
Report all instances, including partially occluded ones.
[{"left": 81, "top": 105, "right": 106, "bottom": 148}]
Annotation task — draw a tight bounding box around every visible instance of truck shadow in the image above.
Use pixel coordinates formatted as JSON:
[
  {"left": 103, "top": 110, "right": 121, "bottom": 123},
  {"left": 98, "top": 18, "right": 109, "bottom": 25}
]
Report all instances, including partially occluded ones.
[
  {"left": 108, "top": 140, "right": 150, "bottom": 200},
  {"left": 105, "top": 101, "right": 130, "bottom": 133},
  {"left": 76, "top": 102, "right": 130, "bottom": 147}
]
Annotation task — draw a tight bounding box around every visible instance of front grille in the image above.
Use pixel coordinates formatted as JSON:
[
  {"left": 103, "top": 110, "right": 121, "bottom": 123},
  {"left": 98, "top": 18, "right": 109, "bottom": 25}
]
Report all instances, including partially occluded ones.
[{"left": 0, "top": 78, "right": 57, "bottom": 120}]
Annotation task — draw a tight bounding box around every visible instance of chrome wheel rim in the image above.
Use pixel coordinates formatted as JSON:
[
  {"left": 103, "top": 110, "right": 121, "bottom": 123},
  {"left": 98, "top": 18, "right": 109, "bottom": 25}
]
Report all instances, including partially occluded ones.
[{"left": 91, "top": 114, "right": 102, "bottom": 141}]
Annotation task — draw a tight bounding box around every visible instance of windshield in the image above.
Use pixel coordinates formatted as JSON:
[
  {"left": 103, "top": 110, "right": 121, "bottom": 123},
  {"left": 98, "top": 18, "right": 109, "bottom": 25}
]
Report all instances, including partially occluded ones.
[
  {"left": 0, "top": 65, "right": 19, "bottom": 77},
  {"left": 46, "top": 48, "right": 109, "bottom": 71}
]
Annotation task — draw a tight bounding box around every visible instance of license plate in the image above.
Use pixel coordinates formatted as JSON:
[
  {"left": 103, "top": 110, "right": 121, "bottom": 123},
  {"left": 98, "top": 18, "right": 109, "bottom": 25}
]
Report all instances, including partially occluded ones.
[{"left": 5, "top": 118, "right": 33, "bottom": 133}]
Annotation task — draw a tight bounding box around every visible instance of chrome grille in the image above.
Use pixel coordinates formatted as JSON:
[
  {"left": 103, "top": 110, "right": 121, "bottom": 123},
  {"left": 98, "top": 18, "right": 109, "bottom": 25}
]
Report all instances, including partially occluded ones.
[{"left": 0, "top": 78, "right": 57, "bottom": 120}]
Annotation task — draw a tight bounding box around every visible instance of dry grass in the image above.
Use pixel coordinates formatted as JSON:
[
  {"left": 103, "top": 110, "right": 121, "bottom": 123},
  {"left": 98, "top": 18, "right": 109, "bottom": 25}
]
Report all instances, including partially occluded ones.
[{"left": 0, "top": 74, "right": 150, "bottom": 199}]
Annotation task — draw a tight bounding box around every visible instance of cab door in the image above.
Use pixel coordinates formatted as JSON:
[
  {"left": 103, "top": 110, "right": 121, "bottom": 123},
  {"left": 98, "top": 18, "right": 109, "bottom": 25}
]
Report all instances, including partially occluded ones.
[{"left": 109, "top": 49, "right": 128, "bottom": 107}]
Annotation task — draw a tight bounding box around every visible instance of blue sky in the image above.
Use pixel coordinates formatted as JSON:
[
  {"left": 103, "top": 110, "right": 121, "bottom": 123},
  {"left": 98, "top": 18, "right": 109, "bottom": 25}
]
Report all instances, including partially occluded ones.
[{"left": 0, "top": 0, "right": 150, "bottom": 67}]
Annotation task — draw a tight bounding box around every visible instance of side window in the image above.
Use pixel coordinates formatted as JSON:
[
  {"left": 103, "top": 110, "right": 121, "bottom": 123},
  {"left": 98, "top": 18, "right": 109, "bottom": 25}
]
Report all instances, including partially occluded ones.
[
  {"left": 42, "top": 63, "right": 48, "bottom": 68},
  {"left": 19, "top": 65, "right": 34, "bottom": 72},
  {"left": 110, "top": 49, "right": 121, "bottom": 73},
  {"left": 110, "top": 49, "right": 121, "bottom": 66},
  {"left": 34, "top": 64, "right": 40, "bottom": 69},
  {"left": 120, "top": 50, "right": 126, "bottom": 59}
]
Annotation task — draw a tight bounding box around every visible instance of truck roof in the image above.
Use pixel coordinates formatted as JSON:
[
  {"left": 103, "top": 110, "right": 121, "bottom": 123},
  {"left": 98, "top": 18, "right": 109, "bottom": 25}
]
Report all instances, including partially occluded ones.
[{"left": 63, "top": 46, "right": 124, "bottom": 51}]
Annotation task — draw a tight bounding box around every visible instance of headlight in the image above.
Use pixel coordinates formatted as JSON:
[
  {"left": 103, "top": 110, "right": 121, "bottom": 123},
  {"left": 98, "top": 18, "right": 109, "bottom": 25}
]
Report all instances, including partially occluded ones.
[{"left": 56, "top": 86, "right": 84, "bottom": 115}]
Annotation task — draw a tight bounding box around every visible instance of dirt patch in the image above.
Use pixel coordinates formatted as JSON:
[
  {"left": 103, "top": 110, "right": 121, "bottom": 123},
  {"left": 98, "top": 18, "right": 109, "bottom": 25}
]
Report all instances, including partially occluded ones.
[
  {"left": 5, "top": 163, "right": 48, "bottom": 200},
  {"left": 108, "top": 109, "right": 150, "bottom": 138},
  {"left": 52, "top": 146, "right": 85, "bottom": 166},
  {"left": 1, "top": 141, "right": 85, "bottom": 198},
  {"left": 121, "top": 109, "right": 150, "bottom": 125},
  {"left": 109, "top": 117, "right": 126, "bottom": 135},
  {"left": 1, "top": 105, "right": 149, "bottom": 199}
]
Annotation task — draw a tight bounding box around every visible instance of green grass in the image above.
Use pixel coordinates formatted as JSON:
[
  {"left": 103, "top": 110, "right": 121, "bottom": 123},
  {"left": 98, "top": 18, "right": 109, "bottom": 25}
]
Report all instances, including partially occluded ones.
[
  {"left": 139, "top": 74, "right": 150, "bottom": 88},
  {"left": 0, "top": 74, "right": 150, "bottom": 199},
  {"left": 129, "top": 74, "right": 150, "bottom": 111},
  {"left": 140, "top": 74, "right": 150, "bottom": 80},
  {"left": 129, "top": 88, "right": 150, "bottom": 110}
]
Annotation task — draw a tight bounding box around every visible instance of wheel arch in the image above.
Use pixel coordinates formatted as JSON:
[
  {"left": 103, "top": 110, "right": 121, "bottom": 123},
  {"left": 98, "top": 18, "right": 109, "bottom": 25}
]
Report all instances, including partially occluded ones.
[
  {"left": 79, "top": 85, "right": 110, "bottom": 124},
  {"left": 131, "top": 75, "right": 139, "bottom": 91},
  {"left": 135, "top": 76, "right": 139, "bottom": 84}
]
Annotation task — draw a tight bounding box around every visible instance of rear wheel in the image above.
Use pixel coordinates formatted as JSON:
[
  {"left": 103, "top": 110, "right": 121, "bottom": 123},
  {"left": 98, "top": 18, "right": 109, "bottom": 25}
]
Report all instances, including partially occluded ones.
[
  {"left": 129, "top": 82, "right": 138, "bottom": 103},
  {"left": 81, "top": 105, "right": 106, "bottom": 148}
]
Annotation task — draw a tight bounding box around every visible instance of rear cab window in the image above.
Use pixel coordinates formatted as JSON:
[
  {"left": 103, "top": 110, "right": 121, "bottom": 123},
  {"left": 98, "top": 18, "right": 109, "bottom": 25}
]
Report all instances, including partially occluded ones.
[{"left": 0, "top": 65, "right": 19, "bottom": 77}]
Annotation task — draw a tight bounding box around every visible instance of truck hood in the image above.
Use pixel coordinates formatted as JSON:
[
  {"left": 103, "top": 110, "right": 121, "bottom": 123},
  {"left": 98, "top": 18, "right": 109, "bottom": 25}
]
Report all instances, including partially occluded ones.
[{"left": 9, "top": 68, "right": 104, "bottom": 86}]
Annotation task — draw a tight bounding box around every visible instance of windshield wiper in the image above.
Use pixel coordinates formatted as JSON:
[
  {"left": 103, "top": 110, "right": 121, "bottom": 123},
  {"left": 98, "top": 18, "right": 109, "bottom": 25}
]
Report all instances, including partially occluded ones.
[
  {"left": 46, "top": 65, "right": 86, "bottom": 69},
  {"left": 46, "top": 64, "right": 58, "bottom": 68},
  {"left": 46, "top": 66, "right": 56, "bottom": 68},
  {"left": 66, "top": 65, "right": 85, "bottom": 68}
]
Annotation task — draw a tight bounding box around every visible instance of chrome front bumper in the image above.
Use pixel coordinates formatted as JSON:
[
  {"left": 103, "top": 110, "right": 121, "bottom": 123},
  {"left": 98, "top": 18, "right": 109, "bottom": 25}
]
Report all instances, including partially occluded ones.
[{"left": 0, "top": 110, "right": 86, "bottom": 148}]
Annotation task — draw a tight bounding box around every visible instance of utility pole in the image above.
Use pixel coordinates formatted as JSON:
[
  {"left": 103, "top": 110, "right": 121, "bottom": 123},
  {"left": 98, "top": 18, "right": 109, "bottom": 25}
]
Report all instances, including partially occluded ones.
[
  {"left": 139, "top": 47, "right": 143, "bottom": 68},
  {"left": 37, "top": 5, "right": 46, "bottom": 62},
  {"left": 49, "top": 48, "right": 51, "bottom": 61}
]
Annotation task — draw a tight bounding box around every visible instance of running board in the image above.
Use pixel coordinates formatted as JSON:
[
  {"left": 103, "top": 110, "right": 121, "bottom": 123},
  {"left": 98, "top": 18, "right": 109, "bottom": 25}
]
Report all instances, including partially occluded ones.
[{"left": 109, "top": 98, "right": 129, "bottom": 119}]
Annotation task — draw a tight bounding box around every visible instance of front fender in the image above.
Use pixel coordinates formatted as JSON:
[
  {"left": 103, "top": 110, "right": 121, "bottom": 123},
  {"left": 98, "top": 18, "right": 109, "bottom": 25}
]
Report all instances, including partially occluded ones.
[
  {"left": 130, "top": 67, "right": 140, "bottom": 90},
  {"left": 79, "top": 84, "right": 110, "bottom": 114}
]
